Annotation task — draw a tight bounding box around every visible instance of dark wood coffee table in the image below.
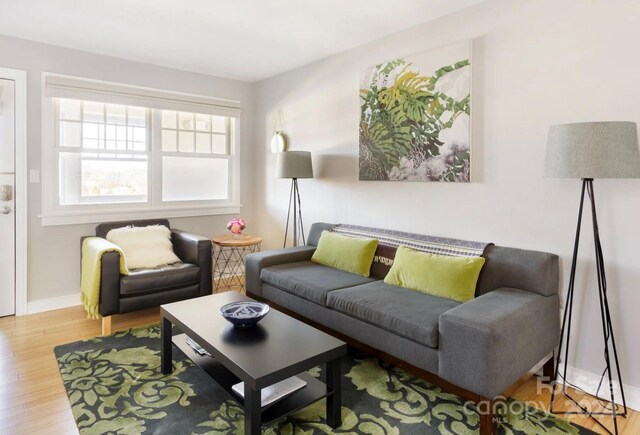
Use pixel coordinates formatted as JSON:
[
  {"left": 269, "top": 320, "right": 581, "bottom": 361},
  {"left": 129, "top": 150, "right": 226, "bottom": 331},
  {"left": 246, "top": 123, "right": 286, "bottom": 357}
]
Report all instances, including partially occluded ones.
[{"left": 160, "top": 291, "right": 347, "bottom": 434}]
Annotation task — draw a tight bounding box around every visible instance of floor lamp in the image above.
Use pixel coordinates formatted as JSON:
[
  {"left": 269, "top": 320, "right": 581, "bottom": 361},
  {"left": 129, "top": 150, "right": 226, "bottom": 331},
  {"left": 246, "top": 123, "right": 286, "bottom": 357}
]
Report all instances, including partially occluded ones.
[
  {"left": 545, "top": 121, "right": 640, "bottom": 435},
  {"left": 276, "top": 151, "right": 313, "bottom": 248}
]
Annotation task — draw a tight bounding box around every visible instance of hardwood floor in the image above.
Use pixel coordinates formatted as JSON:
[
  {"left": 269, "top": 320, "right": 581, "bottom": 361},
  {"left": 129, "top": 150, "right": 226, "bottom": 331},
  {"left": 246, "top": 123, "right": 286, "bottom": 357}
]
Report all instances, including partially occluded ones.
[
  {"left": 0, "top": 305, "right": 161, "bottom": 434},
  {"left": 0, "top": 294, "right": 637, "bottom": 434}
]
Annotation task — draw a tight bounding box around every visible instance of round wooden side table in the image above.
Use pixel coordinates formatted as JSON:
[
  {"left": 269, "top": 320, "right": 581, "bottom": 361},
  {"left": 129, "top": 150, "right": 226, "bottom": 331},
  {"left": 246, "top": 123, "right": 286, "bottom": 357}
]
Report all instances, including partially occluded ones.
[{"left": 211, "top": 234, "right": 262, "bottom": 293}]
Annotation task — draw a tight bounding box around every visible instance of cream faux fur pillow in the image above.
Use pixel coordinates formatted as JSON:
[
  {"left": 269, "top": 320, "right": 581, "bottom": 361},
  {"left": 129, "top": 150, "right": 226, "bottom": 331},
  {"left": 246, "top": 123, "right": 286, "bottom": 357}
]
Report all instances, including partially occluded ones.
[{"left": 106, "top": 225, "right": 181, "bottom": 270}]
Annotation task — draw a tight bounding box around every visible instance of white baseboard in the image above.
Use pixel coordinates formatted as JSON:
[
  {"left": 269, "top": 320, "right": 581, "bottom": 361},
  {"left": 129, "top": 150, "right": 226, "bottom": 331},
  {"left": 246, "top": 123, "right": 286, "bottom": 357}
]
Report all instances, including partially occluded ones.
[
  {"left": 563, "top": 364, "right": 640, "bottom": 412},
  {"left": 26, "top": 293, "right": 81, "bottom": 314}
]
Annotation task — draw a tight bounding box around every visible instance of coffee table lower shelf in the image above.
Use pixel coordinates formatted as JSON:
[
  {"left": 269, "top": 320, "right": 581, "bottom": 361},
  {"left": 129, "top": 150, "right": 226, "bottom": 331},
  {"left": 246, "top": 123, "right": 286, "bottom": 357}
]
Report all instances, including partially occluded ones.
[{"left": 173, "top": 333, "right": 333, "bottom": 425}]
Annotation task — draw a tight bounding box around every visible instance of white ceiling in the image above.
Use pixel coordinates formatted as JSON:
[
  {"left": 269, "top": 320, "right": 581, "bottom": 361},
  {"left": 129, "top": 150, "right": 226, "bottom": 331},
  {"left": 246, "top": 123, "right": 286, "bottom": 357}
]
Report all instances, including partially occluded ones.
[{"left": 0, "top": 0, "right": 485, "bottom": 82}]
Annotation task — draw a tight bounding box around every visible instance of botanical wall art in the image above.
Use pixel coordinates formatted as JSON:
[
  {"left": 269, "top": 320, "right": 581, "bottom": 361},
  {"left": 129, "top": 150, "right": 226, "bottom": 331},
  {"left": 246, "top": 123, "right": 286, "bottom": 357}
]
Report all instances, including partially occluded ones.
[{"left": 359, "top": 41, "right": 471, "bottom": 182}]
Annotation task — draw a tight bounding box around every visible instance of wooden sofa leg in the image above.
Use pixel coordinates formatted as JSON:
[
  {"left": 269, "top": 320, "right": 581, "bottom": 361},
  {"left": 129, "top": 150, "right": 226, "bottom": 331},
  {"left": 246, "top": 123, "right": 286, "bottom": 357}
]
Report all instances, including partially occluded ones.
[
  {"left": 102, "top": 316, "right": 112, "bottom": 336},
  {"left": 478, "top": 398, "right": 496, "bottom": 435}
]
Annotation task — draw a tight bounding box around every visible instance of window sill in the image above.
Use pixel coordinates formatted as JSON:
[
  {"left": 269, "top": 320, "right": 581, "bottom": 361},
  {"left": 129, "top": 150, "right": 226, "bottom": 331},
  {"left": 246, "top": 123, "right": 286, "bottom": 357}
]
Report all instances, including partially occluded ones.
[{"left": 39, "top": 204, "right": 242, "bottom": 226}]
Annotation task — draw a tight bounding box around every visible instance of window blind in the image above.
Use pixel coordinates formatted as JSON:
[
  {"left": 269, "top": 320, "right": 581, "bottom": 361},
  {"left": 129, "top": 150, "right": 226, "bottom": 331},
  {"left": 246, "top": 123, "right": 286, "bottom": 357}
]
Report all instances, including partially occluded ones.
[{"left": 44, "top": 74, "right": 241, "bottom": 118}]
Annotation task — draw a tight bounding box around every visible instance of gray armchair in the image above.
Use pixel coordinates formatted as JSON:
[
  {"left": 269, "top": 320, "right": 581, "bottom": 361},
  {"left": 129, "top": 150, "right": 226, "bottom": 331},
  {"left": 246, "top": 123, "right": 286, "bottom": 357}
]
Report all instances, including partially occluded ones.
[{"left": 83, "top": 219, "right": 212, "bottom": 335}]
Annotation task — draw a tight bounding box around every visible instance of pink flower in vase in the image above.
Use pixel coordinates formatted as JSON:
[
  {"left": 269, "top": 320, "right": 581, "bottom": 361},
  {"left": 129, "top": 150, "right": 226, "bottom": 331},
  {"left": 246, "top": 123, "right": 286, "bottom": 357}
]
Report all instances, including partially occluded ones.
[{"left": 227, "top": 218, "right": 247, "bottom": 235}]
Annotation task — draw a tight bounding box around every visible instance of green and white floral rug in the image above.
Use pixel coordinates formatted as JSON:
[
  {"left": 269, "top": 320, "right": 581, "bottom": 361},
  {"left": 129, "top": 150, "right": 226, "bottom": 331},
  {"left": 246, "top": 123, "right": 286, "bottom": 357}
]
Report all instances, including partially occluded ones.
[{"left": 54, "top": 325, "right": 593, "bottom": 434}]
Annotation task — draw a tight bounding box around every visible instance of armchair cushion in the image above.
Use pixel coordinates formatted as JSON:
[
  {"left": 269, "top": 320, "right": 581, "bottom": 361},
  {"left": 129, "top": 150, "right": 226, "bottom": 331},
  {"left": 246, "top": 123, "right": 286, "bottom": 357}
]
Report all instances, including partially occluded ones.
[
  {"left": 120, "top": 263, "right": 200, "bottom": 296},
  {"left": 106, "top": 224, "right": 180, "bottom": 269},
  {"left": 96, "top": 219, "right": 170, "bottom": 238}
]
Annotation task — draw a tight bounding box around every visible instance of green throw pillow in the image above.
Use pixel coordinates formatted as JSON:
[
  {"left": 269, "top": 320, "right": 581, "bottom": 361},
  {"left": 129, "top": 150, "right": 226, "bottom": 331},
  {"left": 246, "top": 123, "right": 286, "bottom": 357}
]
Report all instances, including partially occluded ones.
[
  {"left": 311, "top": 231, "right": 378, "bottom": 277},
  {"left": 384, "top": 246, "right": 485, "bottom": 302}
]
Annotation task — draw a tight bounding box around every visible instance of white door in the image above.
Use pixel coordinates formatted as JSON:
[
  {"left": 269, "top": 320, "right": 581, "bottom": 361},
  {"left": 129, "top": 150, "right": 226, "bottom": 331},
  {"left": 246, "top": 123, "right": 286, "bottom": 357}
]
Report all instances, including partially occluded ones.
[{"left": 0, "top": 78, "right": 15, "bottom": 317}]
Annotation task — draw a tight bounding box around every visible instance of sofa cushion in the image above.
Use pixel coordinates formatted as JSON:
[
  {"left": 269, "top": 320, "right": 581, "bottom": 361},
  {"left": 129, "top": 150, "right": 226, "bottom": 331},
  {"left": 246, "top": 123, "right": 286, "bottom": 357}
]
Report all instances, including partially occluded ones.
[
  {"left": 384, "top": 246, "right": 485, "bottom": 303},
  {"left": 370, "top": 244, "right": 397, "bottom": 279},
  {"left": 120, "top": 263, "right": 200, "bottom": 296},
  {"left": 326, "top": 281, "right": 460, "bottom": 348},
  {"left": 311, "top": 231, "right": 378, "bottom": 277},
  {"left": 260, "top": 261, "right": 375, "bottom": 305}
]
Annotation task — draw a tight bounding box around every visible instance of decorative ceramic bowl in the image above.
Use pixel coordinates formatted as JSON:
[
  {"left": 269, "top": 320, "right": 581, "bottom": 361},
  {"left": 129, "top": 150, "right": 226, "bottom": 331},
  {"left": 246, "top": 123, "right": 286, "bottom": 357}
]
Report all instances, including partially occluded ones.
[{"left": 220, "top": 301, "right": 270, "bottom": 328}]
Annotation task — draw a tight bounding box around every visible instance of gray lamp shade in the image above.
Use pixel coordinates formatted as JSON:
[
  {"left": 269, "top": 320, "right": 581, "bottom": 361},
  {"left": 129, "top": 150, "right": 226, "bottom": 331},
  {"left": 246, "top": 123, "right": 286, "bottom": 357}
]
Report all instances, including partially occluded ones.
[
  {"left": 275, "top": 151, "right": 314, "bottom": 179},
  {"left": 545, "top": 121, "right": 640, "bottom": 179}
]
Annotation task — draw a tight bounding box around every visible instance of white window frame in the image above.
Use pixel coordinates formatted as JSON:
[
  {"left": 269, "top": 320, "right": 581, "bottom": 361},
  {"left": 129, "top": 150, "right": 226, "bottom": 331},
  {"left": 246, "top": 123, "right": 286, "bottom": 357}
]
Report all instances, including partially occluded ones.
[
  {"left": 40, "top": 74, "right": 242, "bottom": 226},
  {"left": 153, "top": 110, "right": 235, "bottom": 207},
  {"left": 56, "top": 100, "right": 151, "bottom": 206}
]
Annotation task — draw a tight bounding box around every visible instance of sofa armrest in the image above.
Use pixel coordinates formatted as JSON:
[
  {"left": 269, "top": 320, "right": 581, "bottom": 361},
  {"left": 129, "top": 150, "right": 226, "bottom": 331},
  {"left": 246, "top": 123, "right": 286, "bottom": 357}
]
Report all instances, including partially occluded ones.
[
  {"left": 245, "top": 246, "right": 316, "bottom": 297},
  {"left": 99, "top": 251, "right": 122, "bottom": 316},
  {"left": 438, "top": 287, "right": 559, "bottom": 398},
  {"left": 171, "top": 229, "right": 212, "bottom": 296}
]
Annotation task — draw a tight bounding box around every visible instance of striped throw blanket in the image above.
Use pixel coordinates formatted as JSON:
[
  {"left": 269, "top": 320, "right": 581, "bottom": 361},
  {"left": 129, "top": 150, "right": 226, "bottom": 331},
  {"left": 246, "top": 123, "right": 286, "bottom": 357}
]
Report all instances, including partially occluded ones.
[{"left": 329, "top": 224, "right": 491, "bottom": 279}]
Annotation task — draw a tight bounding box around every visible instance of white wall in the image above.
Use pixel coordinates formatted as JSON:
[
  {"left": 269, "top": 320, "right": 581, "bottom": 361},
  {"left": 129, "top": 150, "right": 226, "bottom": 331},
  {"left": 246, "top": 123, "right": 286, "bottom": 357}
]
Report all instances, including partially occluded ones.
[
  {"left": 0, "top": 34, "right": 255, "bottom": 304},
  {"left": 252, "top": 0, "right": 640, "bottom": 395}
]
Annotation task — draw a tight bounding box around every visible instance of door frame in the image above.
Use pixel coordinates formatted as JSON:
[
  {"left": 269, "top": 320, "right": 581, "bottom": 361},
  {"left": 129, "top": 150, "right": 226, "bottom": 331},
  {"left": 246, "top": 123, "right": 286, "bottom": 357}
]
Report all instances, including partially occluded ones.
[{"left": 0, "top": 67, "right": 28, "bottom": 316}]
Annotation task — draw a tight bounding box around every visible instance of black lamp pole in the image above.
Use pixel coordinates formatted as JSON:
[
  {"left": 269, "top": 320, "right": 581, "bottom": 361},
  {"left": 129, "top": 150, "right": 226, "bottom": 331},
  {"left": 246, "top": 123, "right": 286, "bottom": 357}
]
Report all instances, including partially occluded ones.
[
  {"left": 549, "top": 178, "right": 627, "bottom": 435},
  {"left": 283, "top": 177, "right": 305, "bottom": 248}
]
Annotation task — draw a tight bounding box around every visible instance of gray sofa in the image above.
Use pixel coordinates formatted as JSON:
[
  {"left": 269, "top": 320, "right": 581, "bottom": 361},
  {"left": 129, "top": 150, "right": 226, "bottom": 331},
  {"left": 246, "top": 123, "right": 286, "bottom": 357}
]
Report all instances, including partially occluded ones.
[{"left": 246, "top": 222, "right": 559, "bottom": 428}]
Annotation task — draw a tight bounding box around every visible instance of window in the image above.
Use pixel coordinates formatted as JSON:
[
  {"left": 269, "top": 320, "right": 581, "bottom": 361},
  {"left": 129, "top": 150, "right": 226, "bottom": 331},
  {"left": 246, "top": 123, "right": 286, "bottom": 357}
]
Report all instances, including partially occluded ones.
[
  {"left": 42, "top": 75, "right": 241, "bottom": 226},
  {"left": 54, "top": 99, "right": 235, "bottom": 206},
  {"left": 159, "top": 110, "right": 231, "bottom": 202},
  {"left": 56, "top": 99, "right": 150, "bottom": 205}
]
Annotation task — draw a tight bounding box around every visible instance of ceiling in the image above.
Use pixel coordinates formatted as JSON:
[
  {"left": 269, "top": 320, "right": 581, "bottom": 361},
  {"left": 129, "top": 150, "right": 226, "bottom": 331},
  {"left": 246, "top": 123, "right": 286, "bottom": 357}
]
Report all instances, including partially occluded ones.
[{"left": 0, "top": 0, "right": 485, "bottom": 82}]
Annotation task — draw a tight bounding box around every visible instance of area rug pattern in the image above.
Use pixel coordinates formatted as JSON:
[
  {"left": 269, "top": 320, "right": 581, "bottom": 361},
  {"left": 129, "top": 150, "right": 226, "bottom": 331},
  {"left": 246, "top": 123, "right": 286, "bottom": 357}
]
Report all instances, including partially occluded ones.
[{"left": 54, "top": 325, "right": 593, "bottom": 434}]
